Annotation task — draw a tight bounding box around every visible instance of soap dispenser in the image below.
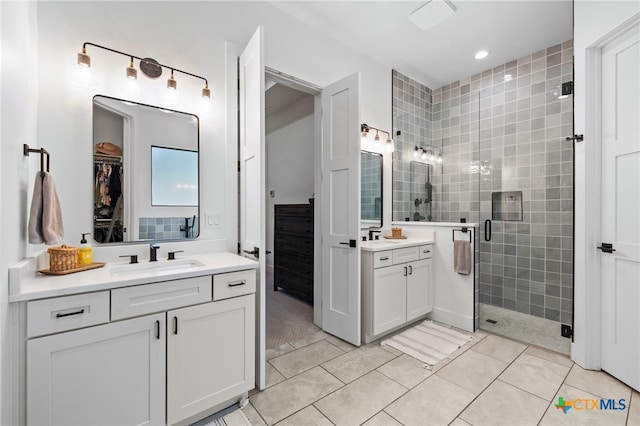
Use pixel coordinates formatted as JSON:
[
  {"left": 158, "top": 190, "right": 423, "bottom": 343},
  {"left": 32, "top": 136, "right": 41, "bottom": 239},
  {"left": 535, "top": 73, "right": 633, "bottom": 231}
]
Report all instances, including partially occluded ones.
[{"left": 78, "top": 233, "right": 93, "bottom": 266}]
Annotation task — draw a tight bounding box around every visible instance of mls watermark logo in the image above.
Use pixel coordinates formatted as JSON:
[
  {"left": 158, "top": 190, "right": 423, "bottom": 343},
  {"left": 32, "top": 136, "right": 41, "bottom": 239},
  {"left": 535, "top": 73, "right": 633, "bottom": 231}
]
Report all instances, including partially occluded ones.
[{"left": 554, "top": 396, "right": 627, "bottom": 414}]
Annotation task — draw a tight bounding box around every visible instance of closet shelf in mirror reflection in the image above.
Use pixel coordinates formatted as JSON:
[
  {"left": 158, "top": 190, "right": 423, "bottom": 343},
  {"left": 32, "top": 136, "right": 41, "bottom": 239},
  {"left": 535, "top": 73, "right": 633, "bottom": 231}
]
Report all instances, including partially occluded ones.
[{"left": 77, "top": 42, "right": 211, "bottom": 99}]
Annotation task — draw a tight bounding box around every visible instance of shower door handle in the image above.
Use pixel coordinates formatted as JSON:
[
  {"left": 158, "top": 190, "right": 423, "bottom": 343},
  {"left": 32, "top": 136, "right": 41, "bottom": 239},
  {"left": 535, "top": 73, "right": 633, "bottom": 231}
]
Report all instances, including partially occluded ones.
[{"left": 484, "top": 219, "right": 492, "bottom": 242}]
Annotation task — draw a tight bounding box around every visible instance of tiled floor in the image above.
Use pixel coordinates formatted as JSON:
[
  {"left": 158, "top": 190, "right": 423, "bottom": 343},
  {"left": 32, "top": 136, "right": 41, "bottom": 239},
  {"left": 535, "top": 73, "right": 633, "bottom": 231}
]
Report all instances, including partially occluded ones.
[
  {"left": 479, "top": 303, "right": 571, "bottom": 355},
  {"left": 244, "top": 327, "right": 640, "bottom": 426}
]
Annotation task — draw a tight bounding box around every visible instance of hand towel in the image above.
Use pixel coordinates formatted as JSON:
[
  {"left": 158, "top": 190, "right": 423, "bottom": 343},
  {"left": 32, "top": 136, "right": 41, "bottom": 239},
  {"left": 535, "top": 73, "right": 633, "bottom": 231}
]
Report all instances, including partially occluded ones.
[
  {"left": 28, "top": 172, "right": 44, "bottom": 244},
  {"left": 28, "top": 171, "right": 64, "bottom": 245},
  {"left": 453, "top": 239, "right": 471, "bottom": 275}
]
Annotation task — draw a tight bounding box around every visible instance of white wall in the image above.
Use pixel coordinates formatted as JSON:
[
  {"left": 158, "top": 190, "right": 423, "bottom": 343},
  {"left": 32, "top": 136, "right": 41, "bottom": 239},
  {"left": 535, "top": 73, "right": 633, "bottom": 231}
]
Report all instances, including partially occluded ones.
[
  {"left": 572, "top": 1, "right": 639, "bottom": 368},
  {"left": 0, "top": 2, "right": 38, "bottom": 423},
  {"left": 266, "top": 95, "right": 314, "bottom": 271}
]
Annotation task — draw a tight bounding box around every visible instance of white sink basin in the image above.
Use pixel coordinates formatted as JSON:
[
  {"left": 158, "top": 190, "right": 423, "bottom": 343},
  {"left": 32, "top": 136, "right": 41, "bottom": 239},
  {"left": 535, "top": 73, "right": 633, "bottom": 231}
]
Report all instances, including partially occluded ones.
[{"left": 109, "top": 259, "right": 205, "bottom": 277}]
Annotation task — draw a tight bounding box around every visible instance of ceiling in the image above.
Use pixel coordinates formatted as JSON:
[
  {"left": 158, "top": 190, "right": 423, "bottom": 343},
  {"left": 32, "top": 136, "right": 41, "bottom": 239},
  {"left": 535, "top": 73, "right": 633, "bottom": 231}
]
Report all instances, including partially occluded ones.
[
  {"left": 270, "top": 0, "right": 573, "bottom": 89},
  {"left": 265, "top": 83, "right": 310, "bottom": 117}
]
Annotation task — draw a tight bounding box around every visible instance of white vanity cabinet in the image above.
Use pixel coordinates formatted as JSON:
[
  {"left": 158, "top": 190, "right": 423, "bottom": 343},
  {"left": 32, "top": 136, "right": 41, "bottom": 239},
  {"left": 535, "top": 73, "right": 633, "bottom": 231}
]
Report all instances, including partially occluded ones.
[
  {"left": 362, "top": 243, "right": 433, "bottom": 343},
  {"left": 24, "top": 268, "right": 256, "bottom": 426},
  {"left": 27, "top": 312, "right": 166, "bottom": 426},
  {"left": 167, "top": 294, "right": 255, "bottom": 425}
]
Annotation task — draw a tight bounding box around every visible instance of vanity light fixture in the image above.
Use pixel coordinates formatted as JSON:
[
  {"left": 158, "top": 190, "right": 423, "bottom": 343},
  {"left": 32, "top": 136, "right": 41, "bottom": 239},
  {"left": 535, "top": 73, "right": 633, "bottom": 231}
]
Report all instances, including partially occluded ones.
[
  {"left": 414, "top": 145, "right": 443, "bottom": 163},
  {"left": 76, "top": 42, "right": 211, "bottom": 99},
  {"left": 361, "top": 123, "right": 393, "bottom": 152}
]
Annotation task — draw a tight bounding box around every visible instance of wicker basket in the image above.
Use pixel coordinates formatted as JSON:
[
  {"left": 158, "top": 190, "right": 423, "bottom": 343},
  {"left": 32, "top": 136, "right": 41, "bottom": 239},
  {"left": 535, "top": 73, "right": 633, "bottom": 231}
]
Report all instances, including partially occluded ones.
[
  {"left": 391, "top": 227, "right": 403, "bottom": 238},
  {"left": 48, "top": 245, "right": 78, "bottom": 272}
]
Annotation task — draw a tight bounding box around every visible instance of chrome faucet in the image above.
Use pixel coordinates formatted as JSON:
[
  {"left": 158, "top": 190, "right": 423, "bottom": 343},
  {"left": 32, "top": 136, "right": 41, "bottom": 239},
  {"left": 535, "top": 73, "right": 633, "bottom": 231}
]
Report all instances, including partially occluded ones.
[{"left": 149, "top": 243, "right": 160, "bottom": 262}]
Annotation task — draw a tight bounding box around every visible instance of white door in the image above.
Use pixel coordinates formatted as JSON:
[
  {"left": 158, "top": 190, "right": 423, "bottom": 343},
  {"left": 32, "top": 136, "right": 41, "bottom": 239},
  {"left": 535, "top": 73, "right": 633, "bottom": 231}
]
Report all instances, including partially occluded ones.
[
  {"left": 27, "top": 313, "right": 165, "bottom": 426},
  {"left": 167, "top": 296, "right": 255, "bottom": 425},
  {"left": 239, "top": 26, "right": 266, "bottom": 390},
  {"left": 321, "top": 73, "right": 361, "bottom": 346},
  {"left": 600, "top": 20, "right": 640, "bottom": 391}
]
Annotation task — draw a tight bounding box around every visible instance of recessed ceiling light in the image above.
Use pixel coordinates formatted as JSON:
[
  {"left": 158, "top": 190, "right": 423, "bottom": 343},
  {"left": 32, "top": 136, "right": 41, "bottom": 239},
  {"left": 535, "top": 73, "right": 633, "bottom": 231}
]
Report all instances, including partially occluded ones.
[{"left": 475, "top": 50, "right": 489, "bottom": 60}]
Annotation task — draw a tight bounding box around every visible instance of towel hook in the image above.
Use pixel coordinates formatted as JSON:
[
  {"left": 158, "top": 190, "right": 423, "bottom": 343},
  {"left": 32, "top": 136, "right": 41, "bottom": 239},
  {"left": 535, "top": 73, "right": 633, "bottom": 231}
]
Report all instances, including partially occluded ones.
[{"left": 23, "top": 144, "right": 50, "bottom": 172}]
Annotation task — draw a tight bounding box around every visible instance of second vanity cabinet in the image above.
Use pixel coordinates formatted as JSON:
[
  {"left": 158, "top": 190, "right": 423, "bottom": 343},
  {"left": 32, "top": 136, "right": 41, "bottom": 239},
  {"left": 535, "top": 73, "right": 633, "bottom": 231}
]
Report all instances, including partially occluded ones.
[
  {"left": 362, "top": 244, "right": 433, "bottom": 343},
  {"left": 25, "top": 269, "right": 255, "bottom": 426}
]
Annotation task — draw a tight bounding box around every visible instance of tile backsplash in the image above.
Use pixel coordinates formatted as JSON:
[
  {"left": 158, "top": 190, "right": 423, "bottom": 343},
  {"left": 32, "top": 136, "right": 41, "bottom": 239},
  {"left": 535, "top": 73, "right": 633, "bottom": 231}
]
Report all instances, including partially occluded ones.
[{"left": 138, "top": 216, "right": 199, "bottom": 240}]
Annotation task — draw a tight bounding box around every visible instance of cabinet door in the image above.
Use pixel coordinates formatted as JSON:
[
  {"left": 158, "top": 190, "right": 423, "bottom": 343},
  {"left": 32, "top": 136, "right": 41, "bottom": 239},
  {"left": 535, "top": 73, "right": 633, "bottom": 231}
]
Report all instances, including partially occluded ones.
[
  {"left": 167, "top": 294, "right": 255, "bottom": 425},
  {"left": 27, "top": 313, "right": 165, "bottom": 426},
  {"left": 406, "top": 258, "right": 433, "bottom": 321},
  {"left": 372, "top": 264, "right": 407, "bottom": 335}
]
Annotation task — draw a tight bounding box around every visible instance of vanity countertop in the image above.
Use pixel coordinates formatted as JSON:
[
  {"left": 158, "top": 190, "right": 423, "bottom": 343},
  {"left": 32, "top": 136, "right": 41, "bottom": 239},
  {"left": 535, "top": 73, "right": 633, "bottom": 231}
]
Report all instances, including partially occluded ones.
[
  {"left": 9, "top": 252, "right": 258, "bottom": 302},
  {"left": 361, "top": 237, "right": 434, "bottom": 252}
]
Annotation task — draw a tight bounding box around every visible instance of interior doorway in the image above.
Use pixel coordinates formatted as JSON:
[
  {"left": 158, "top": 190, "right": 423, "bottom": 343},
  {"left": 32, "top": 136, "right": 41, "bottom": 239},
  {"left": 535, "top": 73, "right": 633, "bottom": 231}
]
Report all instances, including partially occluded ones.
[{"left": 264, "top": 71, "right": 321, "bottom": 349}]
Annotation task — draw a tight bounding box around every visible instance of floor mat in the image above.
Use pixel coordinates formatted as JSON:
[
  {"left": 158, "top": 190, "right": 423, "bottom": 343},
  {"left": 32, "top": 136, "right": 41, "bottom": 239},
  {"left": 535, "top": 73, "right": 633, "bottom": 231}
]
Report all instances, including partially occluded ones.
[{"left": 381, "top": 320, "right": 473, "bottom": 365}]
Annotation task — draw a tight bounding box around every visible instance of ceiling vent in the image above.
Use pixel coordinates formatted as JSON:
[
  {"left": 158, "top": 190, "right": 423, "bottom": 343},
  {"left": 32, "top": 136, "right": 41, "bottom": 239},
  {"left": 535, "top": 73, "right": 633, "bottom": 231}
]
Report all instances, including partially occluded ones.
[{"left": 408, "top": 0, "right": 456, "bottom": 31}]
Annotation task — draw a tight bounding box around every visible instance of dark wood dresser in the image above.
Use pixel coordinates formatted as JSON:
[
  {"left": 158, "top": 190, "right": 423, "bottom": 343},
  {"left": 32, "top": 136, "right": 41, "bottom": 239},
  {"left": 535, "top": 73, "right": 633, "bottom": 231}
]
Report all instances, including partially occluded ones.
[{"left": 274, "top": 203, "right": 314, "bottom": 303}]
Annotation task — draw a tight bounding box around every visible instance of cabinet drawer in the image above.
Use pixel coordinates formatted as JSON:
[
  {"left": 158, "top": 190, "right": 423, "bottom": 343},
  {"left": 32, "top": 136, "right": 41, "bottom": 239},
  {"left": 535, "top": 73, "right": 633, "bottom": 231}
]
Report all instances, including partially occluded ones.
[
  {"left": 213, "top": 270, "right": 256, "bottom": 301},
  {"left": 392, "top": 246, "right": 419, "bottom": 264},
  {"left": 373, "top": 251, "right": 393, "bottom": 268},
  {"left": 419, "top": 244, "right": 433, "bottom": 259},
  {"left": 27, "top": 291, "right": 110, "bottom": 338},
  {"left": 111, "top": 276, "right": 212, "bottom": 320}
]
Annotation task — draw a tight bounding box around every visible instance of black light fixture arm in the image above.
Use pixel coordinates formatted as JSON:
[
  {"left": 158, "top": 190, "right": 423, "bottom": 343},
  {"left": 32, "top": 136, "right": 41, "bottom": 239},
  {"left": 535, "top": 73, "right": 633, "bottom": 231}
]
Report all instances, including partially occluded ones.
[{"left": 82, "top": 42, "right": 208, "bottom": 87}]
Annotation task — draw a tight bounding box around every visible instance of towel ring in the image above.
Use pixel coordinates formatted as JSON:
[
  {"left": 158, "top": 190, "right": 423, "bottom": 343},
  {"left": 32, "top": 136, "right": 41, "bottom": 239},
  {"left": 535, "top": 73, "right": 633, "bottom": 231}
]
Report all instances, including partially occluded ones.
[{"left": 453, "top": 228, "right": 472, "bottom": 243}]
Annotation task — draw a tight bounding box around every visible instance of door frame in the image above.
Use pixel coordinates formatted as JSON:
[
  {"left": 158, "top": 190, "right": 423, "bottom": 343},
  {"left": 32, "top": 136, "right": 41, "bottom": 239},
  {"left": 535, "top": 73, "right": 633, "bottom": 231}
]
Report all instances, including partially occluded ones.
[
  {"left": 574, "top": 13, "right": 640, "bottom": 369},
  {"left": 264, "top": 67, "right": 323, "bottom": 326}
]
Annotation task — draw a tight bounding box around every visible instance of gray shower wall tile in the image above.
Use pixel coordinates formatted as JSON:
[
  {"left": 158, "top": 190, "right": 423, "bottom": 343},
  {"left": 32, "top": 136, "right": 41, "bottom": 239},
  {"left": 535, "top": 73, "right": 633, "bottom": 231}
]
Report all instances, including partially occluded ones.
[{"left": 392, "top": 39, "right": 573, "bottom": 324}]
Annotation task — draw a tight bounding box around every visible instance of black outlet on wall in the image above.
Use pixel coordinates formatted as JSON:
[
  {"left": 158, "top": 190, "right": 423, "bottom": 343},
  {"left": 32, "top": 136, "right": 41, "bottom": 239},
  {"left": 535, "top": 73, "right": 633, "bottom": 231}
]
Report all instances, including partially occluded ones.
[{"left": 561, "top": 324, "right": 573, "bottom": 339}]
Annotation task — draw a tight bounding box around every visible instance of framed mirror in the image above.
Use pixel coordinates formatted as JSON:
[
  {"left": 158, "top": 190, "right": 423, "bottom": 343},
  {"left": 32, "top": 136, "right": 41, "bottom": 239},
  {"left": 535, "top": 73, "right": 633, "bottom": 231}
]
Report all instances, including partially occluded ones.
[
  {"left": 361, "top": 151, "right": 383, "bottom": 227},
  {"left": 92, "top": 95, "right": 200, "bottom": 243}
]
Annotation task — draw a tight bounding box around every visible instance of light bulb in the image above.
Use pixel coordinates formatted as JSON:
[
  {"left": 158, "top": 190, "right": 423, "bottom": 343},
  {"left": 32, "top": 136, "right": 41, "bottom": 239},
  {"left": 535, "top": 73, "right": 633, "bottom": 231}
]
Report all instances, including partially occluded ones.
[
  {"left": 167, "top": 70, "right": 177, "bottom": 90},
  {"left": 361, "top": 130, "right": 369, "bottom": 146},
  {"left": 77, "top": 46, "right": 91, "bottom": 67},
  {"left": 126, "top": 57, "right": 137, "bottom": 80},
  {"left": 421, "top": 150, "right": 427, "bottom": 160},
  {"left": 202, "top": 82, "right": 211, "bottom": 98},
  {"left": 374, "top": 130, "right": 380, "bottom": 145},
  {"left": 385, "top": 139, "right": 394, "bottom": 152},
  {"left": 413, "top": 147, "right": 419, "bottom": 158}
]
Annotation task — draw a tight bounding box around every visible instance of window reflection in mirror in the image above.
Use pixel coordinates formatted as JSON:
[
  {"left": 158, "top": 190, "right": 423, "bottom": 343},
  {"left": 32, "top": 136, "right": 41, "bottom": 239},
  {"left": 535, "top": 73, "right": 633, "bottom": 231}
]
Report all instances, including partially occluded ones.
[
  {"left": 92, "top": 95, "right": 199, "bottom": 243},
  {"left": 151, "top": 146, "right": 198, "bottom": 207},
  {"left": 361, "top": 151, "right": 383, "bottom": 227}
]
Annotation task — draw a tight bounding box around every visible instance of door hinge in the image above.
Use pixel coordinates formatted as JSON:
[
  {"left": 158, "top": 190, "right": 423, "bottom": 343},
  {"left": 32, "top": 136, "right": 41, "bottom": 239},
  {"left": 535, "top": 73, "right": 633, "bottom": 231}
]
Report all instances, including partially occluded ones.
[
  {"left": 237, "top": 161, "right": 241, "bottom": 172},
  {"left": 566, "top": 134, "right": 584, "bottom": 142},
  {"left": 561, "top": 324, "right": 573, "bottom": 339},
  {"left": 237, "top": 242, "right": 241, "bottom": 255}
]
